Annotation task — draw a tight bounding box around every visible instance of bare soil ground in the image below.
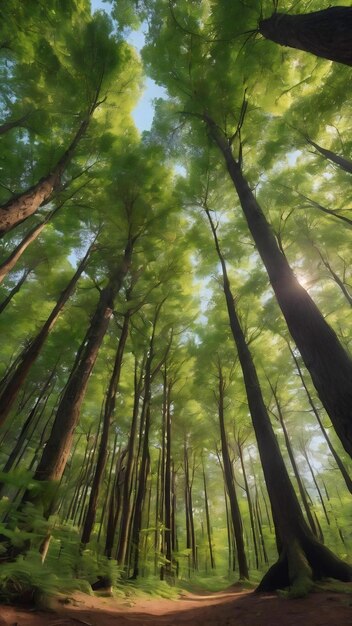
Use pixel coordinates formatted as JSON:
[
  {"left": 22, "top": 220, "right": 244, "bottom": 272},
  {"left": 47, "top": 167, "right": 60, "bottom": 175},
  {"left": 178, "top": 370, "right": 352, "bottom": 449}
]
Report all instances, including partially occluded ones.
[{"left": 0, "top": 586, "right": 351, "bottom": 626}]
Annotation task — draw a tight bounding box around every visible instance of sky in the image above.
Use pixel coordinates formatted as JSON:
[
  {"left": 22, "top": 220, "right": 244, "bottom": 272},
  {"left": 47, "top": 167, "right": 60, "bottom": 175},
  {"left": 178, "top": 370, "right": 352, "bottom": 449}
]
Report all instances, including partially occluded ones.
[{"left": 90, "top": 0, "right": 166, "bottom": 132}]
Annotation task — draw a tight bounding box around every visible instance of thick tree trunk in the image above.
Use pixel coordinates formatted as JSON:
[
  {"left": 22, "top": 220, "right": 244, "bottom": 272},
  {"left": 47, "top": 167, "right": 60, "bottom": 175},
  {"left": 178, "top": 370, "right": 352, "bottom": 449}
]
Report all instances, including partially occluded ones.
[
  {"left": 0, "top": 243, "right": 94, "bottom": 426},
  {"left": 259, "top": 8, "right": 352, "bottom": 66},
  {"left": 206, "top": 116, "right": 352, "bottom": 457},
  {"left": 81, "top": 311, "right": 130, "bottom": 545},
  {"left": 15, "top": 241, "right": 133, "bottom": 527},
  {"left": 217, "top": 363, "right": 249, "bottom": 580},
  {"left": 0, "top": 116, "right": 91, "bottom": 235},
  {"left": 205, "top": 207, "right": 352, "bottom": 594},
  {"left": 0, "top": 268, "right": 32, "bottom": 314}
]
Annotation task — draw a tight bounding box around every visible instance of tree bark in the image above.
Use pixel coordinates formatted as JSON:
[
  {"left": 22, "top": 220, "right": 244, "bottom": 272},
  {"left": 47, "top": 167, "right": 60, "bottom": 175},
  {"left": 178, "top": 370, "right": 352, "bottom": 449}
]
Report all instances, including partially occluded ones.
[
  {"left": 0, "top": 114, "right": 93, "bottom": 235},
  {"left": 0, "top": 242, "right": 94, "bottom": 426},
  {"left": 238, "top": 442, "right": 259, "bottom": 569},
  {"left": 259, "top": 8, "right": 352, "bottom": 66},
  {"left": 216, "top": 362, "right": 249, "bottom": 580},
  {"left": 0, "top": 268, "right": 32, "bottom": 314},
  {"left": 288, "top": 344, "right": 352, "bottom": 495},
  {"left": 205, "top": 206, "right": 352, "bottom": 594},
  {"left": 116, "top": 357, "right": 144, "bottom": 565},
  {"left": 270, "top": 384, "right": 322, "bottom": 540},
  {"left": 205, "top": 115, "right": 352, "bottom": 457},
  {"left": 202, "top": 460, "right": 215, "bottom": 570},
  {"left": 81, "top": 311, "right": 131, "bottom": 545},
  {"left": 306, "top": 136, "right": 352, "bottom": 175},
  {"left": 16, "top": 240, "right": 133, "bottom": 524},
  {"left": 0, "top": 113, "right": 31, "bottom": 135}
]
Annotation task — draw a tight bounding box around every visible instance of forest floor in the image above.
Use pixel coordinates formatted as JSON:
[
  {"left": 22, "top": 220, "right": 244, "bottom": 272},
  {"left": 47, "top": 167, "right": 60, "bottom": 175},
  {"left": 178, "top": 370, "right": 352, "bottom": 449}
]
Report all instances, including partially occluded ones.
[{"left": 0, "top": 584, "right": 351, "bottom": 626}]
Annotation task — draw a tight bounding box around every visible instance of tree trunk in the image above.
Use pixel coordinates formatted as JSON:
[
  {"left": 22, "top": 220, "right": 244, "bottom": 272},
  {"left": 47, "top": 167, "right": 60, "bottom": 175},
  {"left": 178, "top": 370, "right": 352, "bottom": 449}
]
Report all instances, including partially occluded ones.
[
  {"left": 0, "top": 115, "right": 92, "bottom": 235},
  {"left": 238, "top": 442, "right": 259, "bottom": 569},
  {"left": 0, "top": 113, "right": 31, "bottom": 135},
  {"left": 81, "top": 311, "right": 130, "bottom": 545},
  {"left": 116, "top": 359, "right": 144, "bottom": 565},
  {"left": 164, "top": 376, "right": 173, "bottom": 575},
  {"left": 259, "top": 7, "right": 352, "bottom": 66},
  {"left": 0, "top": 220, "right": 48, "bottom": 284},
  {"left": 288, "top": 345, "right": 352, "bottom": 494},
  {"left": 205, "top": 207, "right": 352, "bottom": 594},
  {"left": 216, "top": 362, "right": 249, "bottom": 580},
  {"left": 202, "top": 461, "right": 215, "bottom": 570},
  {"left": 16, "top": 241, "right": 133, "bottom": 527},
  {"left": 0, "top": 242, "right": 94, "bottom": 426},
  {"left": 270, "top": 384, "right": 322, "bottom": 541},
  {"left": 0, "top": 268, "right": 32, "bottom": 314},
  {"left": 205, "top": 116, "right": 352, "bottom": 457},
  {"left": 0, "top": 364, "right": 57, "bottom": 495},
  {"left": 306, "top": 136, "right": 352, "bottom": 175}
]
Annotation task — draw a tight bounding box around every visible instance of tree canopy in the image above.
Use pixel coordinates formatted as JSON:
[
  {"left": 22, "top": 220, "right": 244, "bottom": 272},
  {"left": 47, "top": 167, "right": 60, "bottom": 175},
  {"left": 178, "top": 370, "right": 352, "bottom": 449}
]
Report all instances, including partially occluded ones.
[{"left": 0, "top": 0, "right": 351, "bottom": 602}]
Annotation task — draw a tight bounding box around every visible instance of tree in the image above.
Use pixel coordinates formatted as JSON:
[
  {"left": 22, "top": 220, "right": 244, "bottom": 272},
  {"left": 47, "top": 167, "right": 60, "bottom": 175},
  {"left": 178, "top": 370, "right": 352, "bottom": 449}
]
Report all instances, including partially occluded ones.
[{"left": 259, "top": 8, "right": 352, "bottom": 67}]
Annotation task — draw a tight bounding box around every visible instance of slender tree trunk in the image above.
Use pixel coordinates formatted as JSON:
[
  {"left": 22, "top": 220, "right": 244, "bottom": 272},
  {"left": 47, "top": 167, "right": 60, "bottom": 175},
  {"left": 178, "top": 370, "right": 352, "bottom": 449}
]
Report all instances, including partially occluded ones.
[
  {"left": 306, "top": 136, "right": 352, "bottom": 175},
  {"left": 288, "top": 345, "right": 352, "bottom": 494},
  {"left": 216, "top": 363, "right": 249, "bottom": 580},
  {"left": 0, "top": 212, "right": 53, "bottom": 284},
  {"left": 270, "top": 385, "right": 322, "bottom": 541},
  {"left": 97, "top": 434, "right": 118, "bottom": 544},
  {"left": 259, "top": 7, "right": 352, "bottom": 66},
  {"left": 104, "top": 447, "right": 127, "bottom": 558},
  {"left": 81, "top": 311, "right": 131, "bottom": 545},
  {"left": 205, "top": 207, "right": 352, "bottom": 594},
  {"left": 116, "top": 357, "right": 144, "bottom": 565},
  {"left": 0, "top": 268, "right": 32, "bottom": 313},
  {"left": 205, "top": 117, "right": 352, "bottom": 457},
  {"left": 202, "top": 460, "right": 215, "bottom": 570},
  {"left": 0, "top": 364, "right": 57, "bottom": 494},
  {"left": 301, "top": 446, "right": 330, "bottom": 526},
  {"left": 238, "top": 442, "right": 259, "bottom": 569},
  {"left": 0, "top": 242, "right": 94, "bottom": 426},
  {"left": 16, "top": 242, "right": 132, "bottom": 524}
]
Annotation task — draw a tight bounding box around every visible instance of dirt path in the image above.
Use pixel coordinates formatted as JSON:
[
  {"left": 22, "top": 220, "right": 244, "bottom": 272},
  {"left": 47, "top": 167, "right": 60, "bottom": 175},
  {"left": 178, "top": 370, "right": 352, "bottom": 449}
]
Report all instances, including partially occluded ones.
[{"left": 0, "top": 587, "right": 351, "bottom": 626}]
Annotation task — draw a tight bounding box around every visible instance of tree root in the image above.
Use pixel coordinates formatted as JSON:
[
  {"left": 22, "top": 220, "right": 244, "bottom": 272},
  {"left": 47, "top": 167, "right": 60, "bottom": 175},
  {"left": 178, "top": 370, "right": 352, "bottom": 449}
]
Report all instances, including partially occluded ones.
[{"left": 256, "top": 537, "right": 352, "bottom": 597}]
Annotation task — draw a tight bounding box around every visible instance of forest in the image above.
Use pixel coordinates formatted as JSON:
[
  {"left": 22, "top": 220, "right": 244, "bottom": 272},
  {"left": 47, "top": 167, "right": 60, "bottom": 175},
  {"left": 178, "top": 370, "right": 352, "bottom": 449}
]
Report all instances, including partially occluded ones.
[{"left": 0, "top": 1, "right": 351, "bottom": 624}]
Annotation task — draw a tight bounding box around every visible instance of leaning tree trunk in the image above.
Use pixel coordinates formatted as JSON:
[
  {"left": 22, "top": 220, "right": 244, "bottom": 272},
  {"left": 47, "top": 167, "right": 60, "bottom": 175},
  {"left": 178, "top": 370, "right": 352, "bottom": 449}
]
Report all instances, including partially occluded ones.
[
  {"left": 305, "top": 136, "right": 352, "bottom": 175},
  {"left": 0, "top": 205, "right": 60, "bottom": 284},
  {"left": 116, "top": 357, "right": 144, "bottom": 565},
  {"left": 81, "top": 310, "right": 131, "bottom": 546},
  {"left": 205, "top": 207, "right": 352, "bottom": 595},
  {"left": 16, "top": 242, "right": 133, "bottom": 524},
  {"left": 259, "top": 7, "right": 352, "bottom": 66},
  {"left": 0, "top": 112, "right": 91, "bottom": 235},
  {"left": 0, "top": 268, "right": 32, "bottom": 314},
  {"left": 217, "top": 362, "right": 249, "bottom": 580},
  {"left": 0, "top": 242, "right": 94, "bottom": 426},
  {"left": 205, "top": 115, "right": 352, "bottom": 458}
]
